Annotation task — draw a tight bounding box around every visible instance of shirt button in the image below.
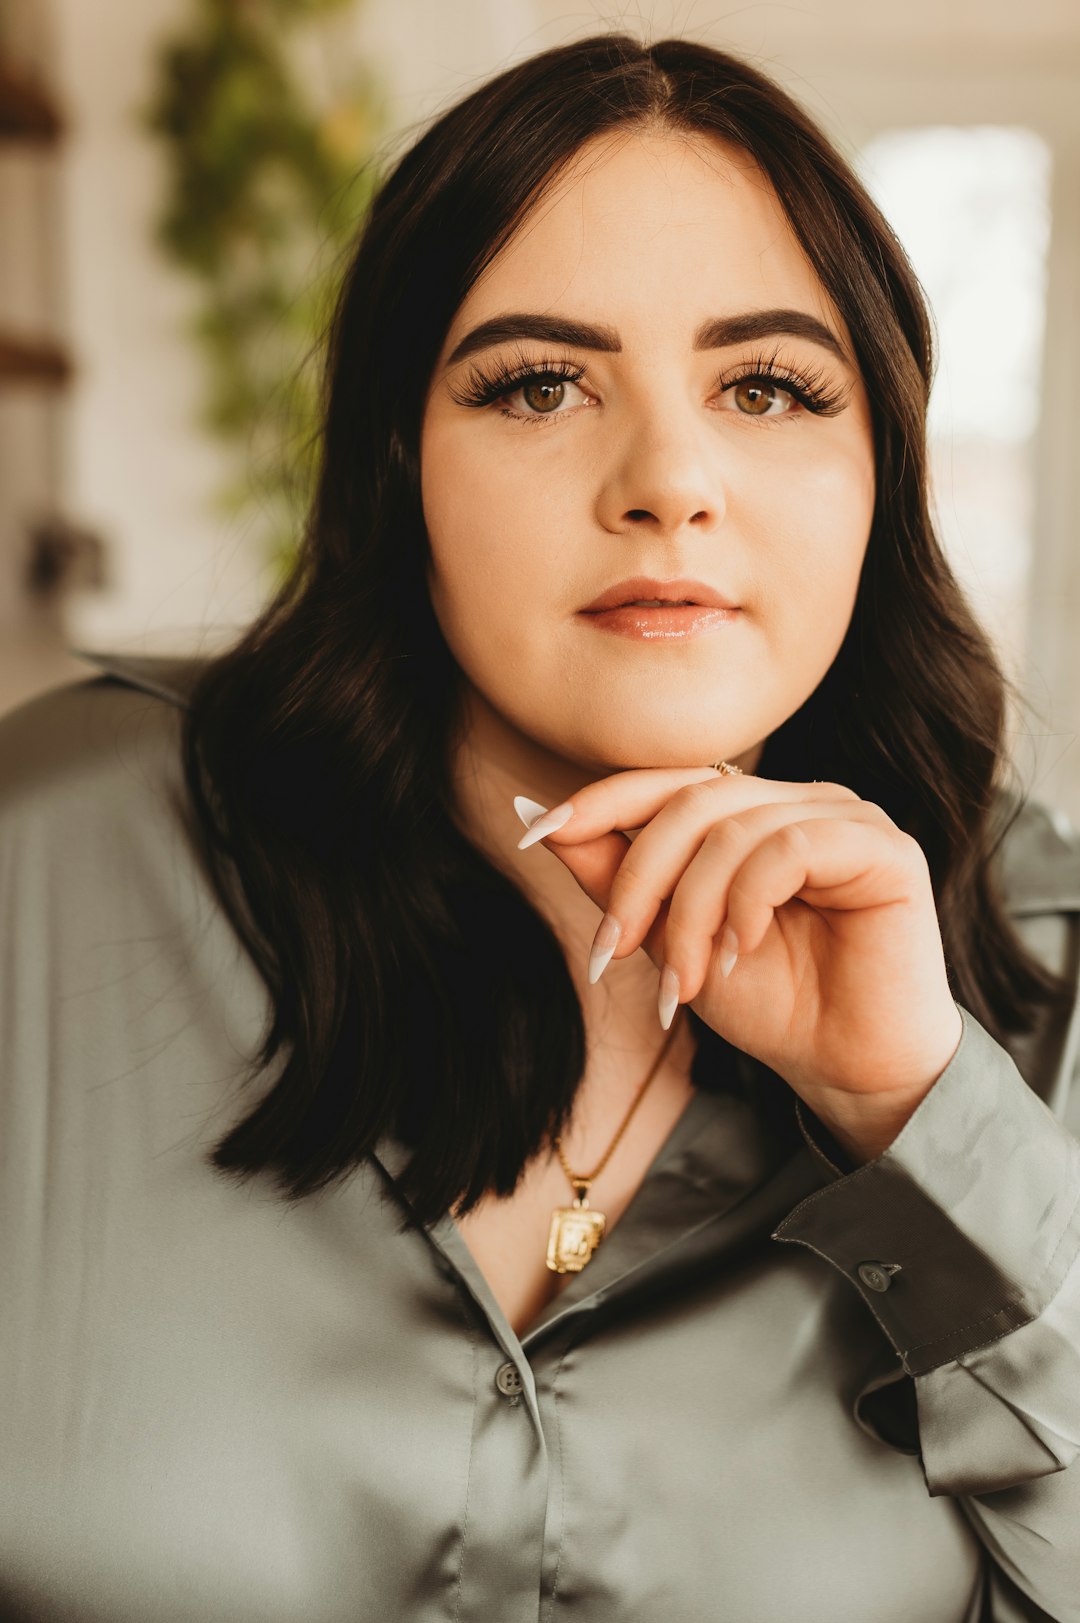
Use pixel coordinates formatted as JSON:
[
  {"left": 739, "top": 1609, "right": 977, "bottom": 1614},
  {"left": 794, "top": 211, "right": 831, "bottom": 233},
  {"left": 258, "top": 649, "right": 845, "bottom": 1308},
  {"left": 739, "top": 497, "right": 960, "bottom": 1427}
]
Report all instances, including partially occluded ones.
[
  {"left": 495, "top": 1361, "right": 524, "bottom": 1398},
  {"left": 857, "top": 1261, "right": 901, "bottom": 1293}
]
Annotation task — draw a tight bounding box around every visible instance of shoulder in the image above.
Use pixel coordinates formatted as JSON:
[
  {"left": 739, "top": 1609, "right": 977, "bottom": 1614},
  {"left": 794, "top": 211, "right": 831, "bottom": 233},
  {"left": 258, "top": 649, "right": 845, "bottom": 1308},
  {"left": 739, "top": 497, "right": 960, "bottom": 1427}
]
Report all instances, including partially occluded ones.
[
  {"left": 0, "top": 652, "right": 204, "bottom": 792},
  {"left": 0, "top": 652, "right": 274, "bottom": 1141},
  {"left": 988, "top": 784, "right": 1080, "bottom": 919},
  {"left": 0, "top": 652, "right": 247, "bottom": 1019},
  {"left": 0, "top": 651, "right": 207, "bottom": 814}
]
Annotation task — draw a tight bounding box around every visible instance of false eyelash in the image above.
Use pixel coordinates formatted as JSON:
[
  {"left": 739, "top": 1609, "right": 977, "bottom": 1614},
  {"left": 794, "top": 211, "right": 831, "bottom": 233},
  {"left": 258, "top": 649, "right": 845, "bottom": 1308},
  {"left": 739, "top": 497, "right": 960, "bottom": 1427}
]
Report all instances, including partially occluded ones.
[
  {"left": 714, "top": 344, "right": 849, "bottom": 418},
  {"left": 446, "top": 348, "right": 588, "bottom": 412},
  {"left": 446, "top": 340, "right": 850, "bottom": 422}
]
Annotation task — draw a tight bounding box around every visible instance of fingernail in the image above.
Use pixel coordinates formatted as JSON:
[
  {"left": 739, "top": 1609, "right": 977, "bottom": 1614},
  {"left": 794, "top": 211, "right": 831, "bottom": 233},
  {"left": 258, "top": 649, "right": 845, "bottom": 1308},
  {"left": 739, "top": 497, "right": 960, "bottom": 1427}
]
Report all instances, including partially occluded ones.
[
  {"left": 658, "top": 962, "right": 680, "bottom": 1030},
  {"left": 588, "top": 912, "right": 621, "bottom": 984},
  {"left": 513, "top": 795, "right": 547, "bottom": 829},
  {"left": 515, "top": 799, "right": 573, "bottom": 850},
  {"left": 719, "top": 925, "right": 738, "bottom": 978}
]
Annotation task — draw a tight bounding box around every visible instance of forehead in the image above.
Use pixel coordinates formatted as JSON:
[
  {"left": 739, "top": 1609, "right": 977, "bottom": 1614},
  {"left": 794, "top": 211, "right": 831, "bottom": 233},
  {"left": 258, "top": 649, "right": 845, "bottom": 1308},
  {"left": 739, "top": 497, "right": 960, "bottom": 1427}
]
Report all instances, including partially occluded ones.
[{"left": 446, "top": 127, "right": 842, "bottom": 348}]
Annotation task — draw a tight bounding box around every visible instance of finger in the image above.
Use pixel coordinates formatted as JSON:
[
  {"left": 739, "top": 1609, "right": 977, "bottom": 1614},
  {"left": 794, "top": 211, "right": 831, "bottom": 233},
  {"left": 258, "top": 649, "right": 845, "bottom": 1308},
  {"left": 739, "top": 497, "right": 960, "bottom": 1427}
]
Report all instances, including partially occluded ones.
[
  {"left": 515, "top": 767, "right": 851, "bottom": 853},
  {"left": 539, "top": 826, "right": 634, "bottom": 918},
  {"left": 661, "top": 802, "right": 896, "bottom": 1001},
  {"left": 721, "top": 817, "right": 925, "bottom": 959},
  {"left": 595, "top": 782, "right": 877, "bottom": 965}
]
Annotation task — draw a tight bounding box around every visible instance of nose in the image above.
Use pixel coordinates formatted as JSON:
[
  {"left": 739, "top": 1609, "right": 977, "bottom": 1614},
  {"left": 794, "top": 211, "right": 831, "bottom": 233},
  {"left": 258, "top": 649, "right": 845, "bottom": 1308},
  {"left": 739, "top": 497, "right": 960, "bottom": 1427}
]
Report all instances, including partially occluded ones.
[{"left": 594, "top": 401, "right": 726, "bottom": 538}]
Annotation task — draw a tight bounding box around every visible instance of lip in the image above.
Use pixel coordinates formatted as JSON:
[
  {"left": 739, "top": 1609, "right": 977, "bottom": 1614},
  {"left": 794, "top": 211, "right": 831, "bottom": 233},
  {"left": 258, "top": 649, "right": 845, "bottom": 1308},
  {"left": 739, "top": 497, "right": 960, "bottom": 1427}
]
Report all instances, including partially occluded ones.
[
  {"left": 582, "top": 603, "right": 739, "bottom": 640},
  {"left": 580, "top": 576, "right": 739, "bottom": 613}
]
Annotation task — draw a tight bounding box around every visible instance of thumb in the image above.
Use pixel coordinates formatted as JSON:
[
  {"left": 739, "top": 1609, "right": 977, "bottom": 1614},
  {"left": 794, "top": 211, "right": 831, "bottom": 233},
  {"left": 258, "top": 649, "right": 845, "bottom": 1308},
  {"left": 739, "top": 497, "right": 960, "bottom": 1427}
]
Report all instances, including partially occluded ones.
[
  {"left": 513, "top": 797, "right": 668, "bottom": 969},
  {"left": 513, "top": 796, "right": 626, "bottom": 912}
]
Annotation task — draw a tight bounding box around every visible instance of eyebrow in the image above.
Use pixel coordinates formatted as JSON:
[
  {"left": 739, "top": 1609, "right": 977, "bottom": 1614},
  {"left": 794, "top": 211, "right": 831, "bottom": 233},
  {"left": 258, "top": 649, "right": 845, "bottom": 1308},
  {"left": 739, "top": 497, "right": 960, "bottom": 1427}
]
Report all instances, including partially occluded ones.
[{"left": 444, "top": 307, "right": 852, "bottom": 369}]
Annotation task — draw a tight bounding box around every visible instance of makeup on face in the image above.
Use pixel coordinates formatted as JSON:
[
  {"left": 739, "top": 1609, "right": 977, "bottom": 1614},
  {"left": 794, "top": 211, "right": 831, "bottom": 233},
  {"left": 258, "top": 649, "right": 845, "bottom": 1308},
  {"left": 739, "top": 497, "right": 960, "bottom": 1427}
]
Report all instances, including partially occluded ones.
[
  {"left": 577, "top": 574, "right": 741, "bottom": 641},
  {"left": 419, "top": 129, "right": 875, "bottom": 786}
]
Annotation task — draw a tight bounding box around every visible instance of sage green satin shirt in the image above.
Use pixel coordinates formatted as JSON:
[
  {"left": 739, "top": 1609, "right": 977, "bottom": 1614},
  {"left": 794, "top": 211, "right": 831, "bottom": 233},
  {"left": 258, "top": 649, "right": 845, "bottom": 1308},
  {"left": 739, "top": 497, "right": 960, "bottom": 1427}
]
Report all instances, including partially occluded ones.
[{"left": 3, "top": 653, "right": 1080, "bottom": 1622}]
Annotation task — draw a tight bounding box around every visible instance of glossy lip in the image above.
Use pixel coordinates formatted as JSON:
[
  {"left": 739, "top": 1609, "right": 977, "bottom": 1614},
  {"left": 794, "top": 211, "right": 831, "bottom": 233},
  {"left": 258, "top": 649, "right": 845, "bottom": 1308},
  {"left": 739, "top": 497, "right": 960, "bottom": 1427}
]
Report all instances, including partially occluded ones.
[
  {"left": 580, "top": 576, "right": 739, "bottom": 613},
  {"left": 583, "top": 604, "right": 739, "bottom": 639}
]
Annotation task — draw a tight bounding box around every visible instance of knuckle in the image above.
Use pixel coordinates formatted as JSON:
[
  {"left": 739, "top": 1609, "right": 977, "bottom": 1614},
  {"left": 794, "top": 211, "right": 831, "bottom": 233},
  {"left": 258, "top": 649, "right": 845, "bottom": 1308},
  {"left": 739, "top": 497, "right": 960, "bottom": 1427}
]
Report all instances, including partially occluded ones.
[
  {"left": 897, "top": 829, "right": 929, "bottom": 869},
  {"left": 613, "top": 850, "right": 651, "bottom": 890},
  {"left": 614, "top": 851, "right": 646, "bottom": 888},
  {"left": 661, "top": 913, "right": 701, "bottom": 979},
  {"left": 860, "top": 799, "right": 893, "bottom": 826},
  {"left": 663, "top": 888, "right": 694, "bottom": 934},
  {"left": 727, "top": 872, "right": 755, "bottom": 912},
  {"left": 702, "top": 813, "right": 749, "bottom": 850},
  {"left": 681, "top": 779, "right": 722, "bottom": 811},
  {"left": 610, "top": 857, "right": 660, "bottom": 914},
  {"left": 775, "top": 821, "right": 812, "bottom": 855}
]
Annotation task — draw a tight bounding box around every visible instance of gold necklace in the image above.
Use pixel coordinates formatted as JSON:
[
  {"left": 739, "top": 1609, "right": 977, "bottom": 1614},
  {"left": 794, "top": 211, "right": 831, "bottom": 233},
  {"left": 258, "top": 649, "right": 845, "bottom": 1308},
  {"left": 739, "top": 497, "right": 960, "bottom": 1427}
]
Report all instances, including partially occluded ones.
[
  {"left": 543, "top": 760, "right": 739, "bottom": 1276},
  {"left": 544, "top": 1011, "right": 685, "bottom": 1275}
]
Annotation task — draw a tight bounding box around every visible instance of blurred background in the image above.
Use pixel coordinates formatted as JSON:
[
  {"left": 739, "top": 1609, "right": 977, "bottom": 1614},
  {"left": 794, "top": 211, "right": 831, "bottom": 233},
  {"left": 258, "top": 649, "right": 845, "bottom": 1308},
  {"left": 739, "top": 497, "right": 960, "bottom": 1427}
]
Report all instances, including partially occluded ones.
[{"left": 1, "top": 0, "right": 1078, "bottom": 822}]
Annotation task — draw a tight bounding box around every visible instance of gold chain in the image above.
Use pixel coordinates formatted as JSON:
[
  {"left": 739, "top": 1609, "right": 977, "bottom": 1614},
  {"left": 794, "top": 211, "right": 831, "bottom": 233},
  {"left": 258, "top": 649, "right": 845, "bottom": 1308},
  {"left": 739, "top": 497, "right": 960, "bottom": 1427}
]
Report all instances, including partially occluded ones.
[
  {"left": 544, "top": 758, "right": 741, "bottom": 1274},
  {"left": 554, "top": 1009, "right": 684, "bottom": 1191},
  {"left": 553, "top": 759, "right": 740, "bottom": 1194}
]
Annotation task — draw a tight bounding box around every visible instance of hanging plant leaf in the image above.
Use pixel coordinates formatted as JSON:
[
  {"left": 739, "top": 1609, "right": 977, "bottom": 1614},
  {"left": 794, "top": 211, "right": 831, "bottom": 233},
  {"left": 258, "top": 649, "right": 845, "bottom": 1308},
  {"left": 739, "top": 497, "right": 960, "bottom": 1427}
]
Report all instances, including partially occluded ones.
[{"left": 143, "top": 0, "right": 385, "bottom": 574}]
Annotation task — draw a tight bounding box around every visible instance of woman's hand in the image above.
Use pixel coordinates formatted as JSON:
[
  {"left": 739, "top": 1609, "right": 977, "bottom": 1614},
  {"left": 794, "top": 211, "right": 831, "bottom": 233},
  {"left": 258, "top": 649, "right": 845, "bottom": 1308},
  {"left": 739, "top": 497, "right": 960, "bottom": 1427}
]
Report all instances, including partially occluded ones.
[{"left": 514, "top": 768, "right": 964, "bottom": 1163}]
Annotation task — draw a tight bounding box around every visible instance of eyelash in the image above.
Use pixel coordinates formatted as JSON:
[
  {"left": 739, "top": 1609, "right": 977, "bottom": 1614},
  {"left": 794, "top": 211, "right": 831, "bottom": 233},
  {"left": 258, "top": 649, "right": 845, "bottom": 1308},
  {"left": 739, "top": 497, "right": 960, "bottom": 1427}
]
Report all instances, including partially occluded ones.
[{"left": 447, "top": 343, "right": 849, "bottom": 426}]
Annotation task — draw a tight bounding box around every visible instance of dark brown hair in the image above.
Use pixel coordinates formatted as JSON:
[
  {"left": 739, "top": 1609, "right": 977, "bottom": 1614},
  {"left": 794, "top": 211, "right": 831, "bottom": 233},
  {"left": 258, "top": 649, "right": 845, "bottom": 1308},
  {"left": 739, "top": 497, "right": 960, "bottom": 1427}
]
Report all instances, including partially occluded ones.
[{"left": 180, "top": 32, "right": 1073, "bottom": 1225}]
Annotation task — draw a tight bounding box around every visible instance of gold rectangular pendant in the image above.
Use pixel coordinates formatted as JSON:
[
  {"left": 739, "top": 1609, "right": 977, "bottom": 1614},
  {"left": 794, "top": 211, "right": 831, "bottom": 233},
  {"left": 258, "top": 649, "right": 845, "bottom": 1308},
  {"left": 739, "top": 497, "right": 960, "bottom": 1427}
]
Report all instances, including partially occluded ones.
[{"left": 545, "top": 1202, "right": 607, "bottom": 1274}]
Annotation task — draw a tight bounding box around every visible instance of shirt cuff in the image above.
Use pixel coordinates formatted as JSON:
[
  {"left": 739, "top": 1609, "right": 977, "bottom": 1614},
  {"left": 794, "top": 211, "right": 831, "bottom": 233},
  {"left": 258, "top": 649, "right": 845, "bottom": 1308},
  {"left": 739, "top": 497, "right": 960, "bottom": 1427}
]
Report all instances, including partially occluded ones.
[{"left": 771, "top": 1004, "right": 1080, "bottom": 1376}]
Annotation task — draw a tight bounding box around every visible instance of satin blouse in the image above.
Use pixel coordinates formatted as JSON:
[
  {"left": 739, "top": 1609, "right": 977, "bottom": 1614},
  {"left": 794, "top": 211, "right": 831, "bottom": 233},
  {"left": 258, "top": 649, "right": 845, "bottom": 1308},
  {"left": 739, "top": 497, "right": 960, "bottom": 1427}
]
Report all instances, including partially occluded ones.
[{"left": 2, "top": 652, "right": 1080, "bottom": 1622}]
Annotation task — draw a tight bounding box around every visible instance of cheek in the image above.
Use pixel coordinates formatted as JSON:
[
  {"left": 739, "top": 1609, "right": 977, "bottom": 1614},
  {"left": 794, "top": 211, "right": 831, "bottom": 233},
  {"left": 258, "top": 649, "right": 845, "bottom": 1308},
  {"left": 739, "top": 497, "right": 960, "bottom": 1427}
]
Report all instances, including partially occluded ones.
[
  {"left": 420, "top": 423, "right": 554, "bottom": 659},
  {"left": 758, "top": 435, "right": 874, "bottom": 609},
  {"left": 808, "top": 432, "right": 876, "bottom": 525},
  {"left": 422, "top": 415, "right": 583, "bottom": 592}
]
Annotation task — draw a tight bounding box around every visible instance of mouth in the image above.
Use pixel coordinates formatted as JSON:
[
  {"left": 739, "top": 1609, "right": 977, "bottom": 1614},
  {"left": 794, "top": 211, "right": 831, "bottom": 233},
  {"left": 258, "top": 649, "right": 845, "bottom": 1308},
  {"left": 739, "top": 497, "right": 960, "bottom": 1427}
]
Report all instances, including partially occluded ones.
[
  {"left": 609, "top": 598, "right": 698, "bottom": 608},
  {"left": 579, "top": 601, "right": 740, "bottom": 642},
  {"left": 580, "top": 576, "right": 739, "bottom": 614}
]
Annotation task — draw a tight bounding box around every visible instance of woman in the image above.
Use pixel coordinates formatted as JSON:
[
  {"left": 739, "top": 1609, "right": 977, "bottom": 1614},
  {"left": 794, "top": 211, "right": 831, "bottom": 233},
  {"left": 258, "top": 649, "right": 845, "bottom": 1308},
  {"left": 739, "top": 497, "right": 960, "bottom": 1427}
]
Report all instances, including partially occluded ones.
[{"left": 2, "top": 30, "right": 1079, "bottom": 1623}]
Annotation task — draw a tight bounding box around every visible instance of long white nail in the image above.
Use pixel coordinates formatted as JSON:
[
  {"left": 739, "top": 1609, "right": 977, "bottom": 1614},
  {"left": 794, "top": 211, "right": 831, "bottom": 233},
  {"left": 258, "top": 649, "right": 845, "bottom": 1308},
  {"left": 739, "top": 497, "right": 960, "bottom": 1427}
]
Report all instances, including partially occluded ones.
[
  {"left": 658, "top": 963, "right": 680, "bottom": 1030},
  {"left": 588, "top": 912, "right": 621, "bottom": 984},
  {"left": 515, "top": 799, "right": 573, "bottom": 850},
  {"left": 513, "top": 796, "right": 547, "bottom": 829}
]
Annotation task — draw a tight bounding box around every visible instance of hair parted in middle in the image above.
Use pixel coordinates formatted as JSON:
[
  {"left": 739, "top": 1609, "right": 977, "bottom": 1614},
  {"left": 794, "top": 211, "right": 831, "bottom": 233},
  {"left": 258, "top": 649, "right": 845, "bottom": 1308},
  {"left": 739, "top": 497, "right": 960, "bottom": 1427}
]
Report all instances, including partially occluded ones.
[{"left": 180, "top": 32, "right": 1071, "bottom": 1226}]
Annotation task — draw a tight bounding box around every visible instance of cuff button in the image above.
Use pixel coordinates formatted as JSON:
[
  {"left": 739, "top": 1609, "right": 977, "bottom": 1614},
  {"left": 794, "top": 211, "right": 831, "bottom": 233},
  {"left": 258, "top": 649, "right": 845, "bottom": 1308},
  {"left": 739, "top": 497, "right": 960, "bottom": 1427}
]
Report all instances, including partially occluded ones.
[{"left": 857, "top": 1261, "right": 902, "bottom": 1293}]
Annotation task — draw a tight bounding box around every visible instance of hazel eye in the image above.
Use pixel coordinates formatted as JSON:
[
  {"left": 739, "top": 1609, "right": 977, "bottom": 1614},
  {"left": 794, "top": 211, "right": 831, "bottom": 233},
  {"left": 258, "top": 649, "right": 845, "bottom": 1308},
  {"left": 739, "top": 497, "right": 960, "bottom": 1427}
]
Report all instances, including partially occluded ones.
[
  {"left": 521, "top": 379, "right": 567, "bottom": 413},
  {"left": 727, "top": 378, "right": 796, "bottom": 417},
  {"left": 509, "top": 376, "right": 587, "bottom": 417}
]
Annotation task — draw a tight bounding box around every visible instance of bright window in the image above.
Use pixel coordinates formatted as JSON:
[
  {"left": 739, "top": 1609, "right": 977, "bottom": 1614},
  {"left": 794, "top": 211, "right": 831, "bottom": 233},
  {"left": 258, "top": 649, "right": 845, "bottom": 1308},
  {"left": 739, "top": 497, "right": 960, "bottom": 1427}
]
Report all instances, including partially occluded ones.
[{"left": 855, "top": 126, "right": 1053, "bottom": 689}]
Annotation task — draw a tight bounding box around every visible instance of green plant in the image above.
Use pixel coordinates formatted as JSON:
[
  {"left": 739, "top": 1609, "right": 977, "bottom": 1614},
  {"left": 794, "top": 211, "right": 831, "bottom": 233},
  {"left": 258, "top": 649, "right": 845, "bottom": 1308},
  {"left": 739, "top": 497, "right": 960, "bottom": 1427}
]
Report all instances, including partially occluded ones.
[{"left": 145, "top": 0, "right": 384, "bottom": 578}]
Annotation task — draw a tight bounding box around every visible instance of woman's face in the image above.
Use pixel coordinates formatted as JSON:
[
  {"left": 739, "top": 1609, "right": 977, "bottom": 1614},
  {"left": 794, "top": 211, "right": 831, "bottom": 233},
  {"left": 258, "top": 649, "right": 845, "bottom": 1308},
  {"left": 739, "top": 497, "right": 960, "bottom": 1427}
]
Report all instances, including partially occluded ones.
[{"left": 420, "top": 128, "right": 876, "bottom": 777}]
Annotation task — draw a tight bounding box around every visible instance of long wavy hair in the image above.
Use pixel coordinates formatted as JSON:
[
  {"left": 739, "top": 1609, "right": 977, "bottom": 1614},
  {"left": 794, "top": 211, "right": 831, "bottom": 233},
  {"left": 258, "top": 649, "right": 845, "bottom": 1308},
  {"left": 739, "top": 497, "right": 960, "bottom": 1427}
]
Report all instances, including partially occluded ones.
[{"left": 181, "top": 32, "right": 1073, "bottom": 1225}]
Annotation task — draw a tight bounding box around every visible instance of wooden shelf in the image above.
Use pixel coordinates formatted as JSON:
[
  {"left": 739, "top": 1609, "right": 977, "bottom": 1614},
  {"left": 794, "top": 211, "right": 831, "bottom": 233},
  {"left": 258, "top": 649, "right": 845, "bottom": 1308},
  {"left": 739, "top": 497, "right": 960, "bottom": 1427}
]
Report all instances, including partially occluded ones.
[
  {"left": 0, "top": 330, "right": 72, "bottom": 384},
  {"left": 0, "top": 60, "right": 63, "bottom": 142}
]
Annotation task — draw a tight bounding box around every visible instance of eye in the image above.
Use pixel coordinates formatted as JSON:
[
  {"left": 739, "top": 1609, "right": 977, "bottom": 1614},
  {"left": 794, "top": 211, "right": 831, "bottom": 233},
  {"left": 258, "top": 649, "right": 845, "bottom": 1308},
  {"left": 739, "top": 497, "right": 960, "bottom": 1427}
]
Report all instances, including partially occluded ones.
[
  {"left": 445, "top": 354, "right": 594, "bottom": 426},
  {"left": 502, "top": 373, "right": 591, "bottom": 421},
  {"left": 721, "top": 376, "right": 799, "bottom": 418},
  {"left": 712, "top": 351, "right": 850, "bottom": 420},
  {"left": 447, "top": 346, "right": 850, "bottom": 425}
]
